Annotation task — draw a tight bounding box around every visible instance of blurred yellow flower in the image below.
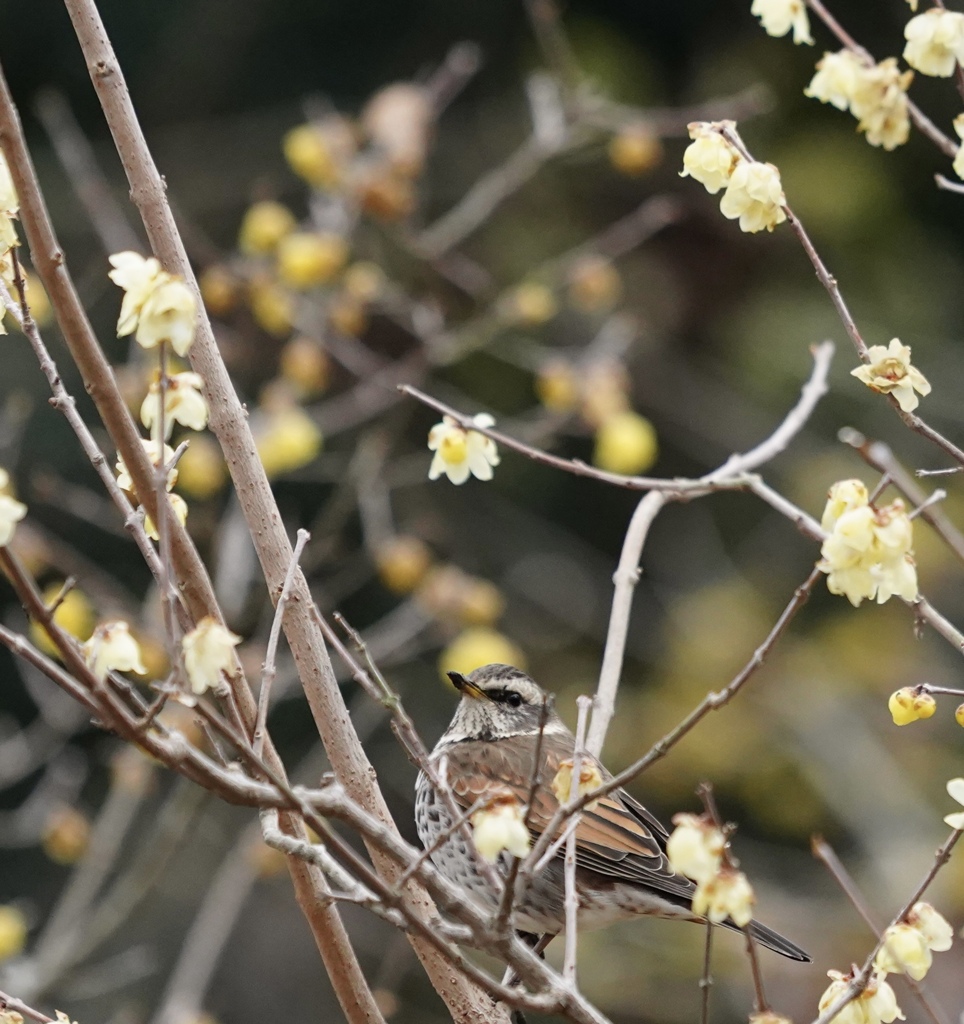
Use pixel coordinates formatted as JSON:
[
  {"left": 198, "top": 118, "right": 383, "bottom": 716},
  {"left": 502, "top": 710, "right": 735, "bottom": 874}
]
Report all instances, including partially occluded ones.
[
  {"left": 608, "top": 125, "right": 663, "bottom": 176},
  {"left": 692, "top": 866, "right": 755, "bottom": 926},
  {"left": 255, "top": 405, "right": 322, "bottom": 478},
  {"left": 279, "top": 337, "right": 331, "bottom": 396},
  {"left": 42, "top": 804, "right": 91, "bottom": 865},
  {"left": 551, "top": 757, "right": 604, "bottom": 808},
  {"left": 593, "top": 411, "right": 658, "bottom": 475},
  {"left": 30, "top": 585, "right": 95, "bottom": 659},
  {"left": 505, "top": 282, "right": 558, "bottom": 325},
  {"left": 944, "top": 777, "right": 964, "bottom": 829},
  {"left": 439, "top": 627, "right": 525, "bottom": 681},
  {"left": 850, "top": 59, "right": 913, "bottom": 150},
  {"left": 471, "top": 791, "right": 530, "bottom": 862},
  {"left": 238, "top": 200, "right": 296, "bottom": 254},
  {"left": 82, "top": 620, "right": 147, "bottom": 682},
  {"left": 283, "top": 124, "right": 339, "bottom": 188},
  {"left": 875, "top": 922, "right": 932, "bottom": 979},
  {"left": 143, "top": 493, "right": 188, "bottom": 542},
  {"left": 906, "top": 902, "right": 954, "bottom": 952},
  {"left": 903, "top": 9, "right": 964, "bottom": 77},
  {"left": 667, "top": 813, "right": 726, "bottom": 884},
  {"left": 376, "top": 535, "right": 433, "bottom": 594},
  {"left": 818, "top": 970, "right": 903, "bottom": 1024},
  {"left": 276, "top": 232, "right": 348, "bottom": 289},
  {"left": 0, "top": 490, "right": 26, "bottom": 546},
  {"left": 805, "top": 49, "right": 866, "bottom": 111},
  {"left": 0, "top": 905, "right": 27, "bottom": 961},
  {"left": 176, "top": 435, "right": 227, "bottom": 500},
  {"left": 751, "top": 0, "right": 812, "bottom": 44},
  {"left": 567, "top": 255, "right": 622, "bottom": 312},
  {"left": 536, "top": 360, "right": 579, "bottom": 412}
]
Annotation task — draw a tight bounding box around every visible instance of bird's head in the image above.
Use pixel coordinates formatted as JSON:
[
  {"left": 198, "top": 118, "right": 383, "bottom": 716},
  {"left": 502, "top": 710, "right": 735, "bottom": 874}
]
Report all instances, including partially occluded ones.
[{"left": 444, "top": 663, "right": 558, "bottom": 741}]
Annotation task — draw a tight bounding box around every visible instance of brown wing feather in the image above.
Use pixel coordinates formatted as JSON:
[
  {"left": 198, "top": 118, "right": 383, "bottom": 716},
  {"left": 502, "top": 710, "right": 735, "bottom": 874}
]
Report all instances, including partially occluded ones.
[{"left": 440, "top": 733, "right": 696, "bottom": 901}]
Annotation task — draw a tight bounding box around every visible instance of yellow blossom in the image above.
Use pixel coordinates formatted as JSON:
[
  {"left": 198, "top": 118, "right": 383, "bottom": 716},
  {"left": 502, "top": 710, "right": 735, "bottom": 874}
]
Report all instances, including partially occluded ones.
[
  {"left": 851, "top": 338, "right": 930, "bottom": 412},
  {"left": 667, "top": 813, "right": 726, "bottom": 884},
  {"left": 608, "top": 125, "right": 663, "bottom": 176},
  {"left": 276, "top": 232, "right": 349, "bottom": 289},
  {"left": 805, "top": 50, "right": 866, "bottom": 111},
  {"left": 821, "top": 479, "right": 871, "bottom": 532},
  {"left": 888, "top": 687, "right": 936, "bottom": 725},
  {"left": 505, "top": 282, "right": 558, "bottom": 325},
  {"left": 181, "top": 616, "right": 241, "bottom": 695},
  {"left": 593, "top": 411, "right": 658, "bottom": 475},
  {"left": 875, "top": 923, "right": 932, "bottom": 979},
  {"left": 41, "top": 805, "right": 91, "bottom": 864},
  {"left": 692, "top": 867, "right": 755, "bottom": 927},
  {"left": 439, "top": 628, "right": 526, "bottom": 681},
  {"left": 1, "top": 1011, "right": 24, "bottom": 1024},
  {"left": 0, "top": 904, "right": 27, "bottom": 961},
  {"left": 199, "top": 265, "right": 239, "bottom": 316},
  {"left": 376, "top": 535, "right": 433, "bottom": 593},
  {"left": 283, "top": 124, "right": 339, "bottom": 188},
  {"left": 956, "top": 703, "right": 964, "bottom": 727},
  {"left": 140, "top": 372, "right": 209, "bottom": 440},
  {"left": 108, "top": 251, "right": 164, "bottom": 336},
  {"left": 248, "top": 277, "right": 294, "bottom": 337},
  {"left": 907, "top": 902, "right": 954, "bottom": 951},
  {"left": 176, "top": 435, "right": 227, "bottom": 499},
  {"left": 0, "top": 149, "right": 20, "bottom": 254},
  {"left": 536, "top": 360, "right": 579, "bottom": 412},
  {"left": 82, "top": 620, "right": 147, "bottom": 682},
  {"left": 944, "top": 777, "right": 964, "bottom": 829},
  {"left": 471, "top": 791, "right": 531, "bottom": 863},
  {"left": 238, "top": 201, "right": 296, "bottom": 254},
  {"left": 750, "top": 1014, "right": 793, "bottom": 1024},
  {"left": 751, "top": 0, "right": 813, "bottom": 45},
  {"left": 817, "top": 485, "right": 918, "bottom": 607},
  {"left": 280, "top": 337, "right": 331, "bottom": 396},
  {"left": 719, "top": 160, "right": 787, "bottom": 233},
  {"left": 818, "top": 970, "right": 904, "bottom": 1024},
  {"left": 903, "top": 9, "right": 964, "bottom": 77},
  {"left": 953, "top": 114, "right": 964, "bottom": 180},
  {"left": 30, "top": 585, "right": 95, "bottom": 658},
  {"left": 457, "top": 578, "right": 505, "bottom": 627},
  {"left": 551, "top": 758, "right": 604, "bottom": 808},
  {"left": 255, "top": 405, "right": 323, "bottom": 478},
  {"left": 144, "top": 493, "right": 189, "bottom": 542},
  {"left": 136, "top": 277, "right": 197, "bottom": 355},
  {"left": 0, "top": 489, "right": 26, "bottom": 546},
  {"left": 850, "top": 59, "right": 913, "bottom": 150},
  {"left": 567, "top": 255, "right": 622, "bottom": 312},
  {"left": 116, "top": 439, "right": 178, "bottom": 493},
  {"left": 680, "top": 122, "right": 740, "bottom": 194},
  {"left": 362, "top": 82, "right": 432, "bottom": 176},
  {"left": 428, "top": 413, "right": 500, "bottom": 485}
]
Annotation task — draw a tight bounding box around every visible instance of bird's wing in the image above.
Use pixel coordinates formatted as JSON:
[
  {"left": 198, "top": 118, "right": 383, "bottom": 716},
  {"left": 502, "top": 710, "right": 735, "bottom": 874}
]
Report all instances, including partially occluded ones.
[{"left": 439, "top": 733, "right": 696, "bottom": 901}]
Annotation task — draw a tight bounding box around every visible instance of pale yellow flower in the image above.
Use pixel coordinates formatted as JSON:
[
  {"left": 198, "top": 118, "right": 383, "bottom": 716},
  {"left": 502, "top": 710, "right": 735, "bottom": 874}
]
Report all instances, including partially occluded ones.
[
  {"left": 136, "top": 277, "right": 197, "bottom": 356},
  {"left": 953, "top": 114, "right": 964, "bottom": 179},
  {"left": 255, "top": 405, "right": 323, "bottom": 478},
  {"left": 666, "top": 813, "right": 725, "bottom": 884},
  {"left": 850, "top": 60, "right": 913, "bottom": 150},
  {"left": 888, "top": 687, "right": 936, "bottom": 726},
  {"left": 550, "top": 758, "right": 604, "bottom": 808},
  {"left": 428, "top": 413, "right": 500, "bottom": 485},
  {"left": 0, "top": 150, "right": 19, "bottom": 256},
  {"left": 116, "top": 439, "right": 178, "bottom": 493},
  {"left": 719, "top": 160, "right": 787, "bottom": 233},
  {"left": 944, "top": 777, "right": 964, "bottom": 829},
  {"left": 751, "top": 0, "right": 812, "bottom": 45},
  {"left": 0, "top": 904, "right": 27, "bottom": 962},
  {"left": 819, "top": 970, "right": 904, "bottom": 1024},
  {"left": 903, "top": 9, "right": 964, "bottom": 78},
  {"left": 108, "top": 251, "right": 164, "bottom": 336},
  {"left": 692, "top": 867, "right": 755, "bottom": 927},
  {"left": 749, "top": 1014, "right": 793, "bottom": 1024},
  {"left": 470, "top": 791, "right": 530, "bottom": 863},
  {"left": 0, "top": 492, "right": 26, "bottom": 546},
  {"left": 82, "top": 621, "right": 147, "bottom": 682},
  {"left": 805, "top": 50, "right": 866, "bottom": 111},
  {"left": 875, "top": 922, "right": 933, "bottom": 979},
  {"left": 906, "top": 902, "right": 954, "bottom": 952},
  {"left": 144, "top": 493, "right": 189, "bottom": 542},
  {"left": 140, "top": 372, "right": 209, "bottom": 439},
  {"left": 181, "top": 616, "right": 241, "bottom": 695},
  {"left": 679, "top": 122, "right": 740, "bottom": 194},
  {"left": 851, "top": 338, "right": 930, "bottom": 412},
  {"left": 821, "top": 479, "right": 871, "bottom": 532}
]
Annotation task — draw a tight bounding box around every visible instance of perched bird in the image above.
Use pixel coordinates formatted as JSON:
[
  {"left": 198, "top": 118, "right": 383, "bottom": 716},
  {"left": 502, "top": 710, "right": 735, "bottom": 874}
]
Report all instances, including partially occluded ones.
[{"left": 415, "top": 663, "right": 810, "bottom": 962}]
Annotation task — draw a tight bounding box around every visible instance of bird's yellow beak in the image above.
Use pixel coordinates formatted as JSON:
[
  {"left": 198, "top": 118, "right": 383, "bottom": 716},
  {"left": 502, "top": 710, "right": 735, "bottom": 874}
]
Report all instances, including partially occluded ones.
[{"left": 447, "top": 671, "right": 487, "bottom": 699}]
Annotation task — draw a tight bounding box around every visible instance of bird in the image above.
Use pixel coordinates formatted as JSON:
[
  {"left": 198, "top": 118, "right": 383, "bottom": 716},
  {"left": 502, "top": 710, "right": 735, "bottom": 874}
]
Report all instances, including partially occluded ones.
[{"left": 415, "top": 662, "right": 810, "bottom": 962}]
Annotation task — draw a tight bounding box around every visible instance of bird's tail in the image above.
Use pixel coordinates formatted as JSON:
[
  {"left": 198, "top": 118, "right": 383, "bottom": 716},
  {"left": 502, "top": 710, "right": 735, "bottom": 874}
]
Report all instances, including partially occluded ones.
[{"left": 742, "top": 918, "right": 811, "bottom": 962}]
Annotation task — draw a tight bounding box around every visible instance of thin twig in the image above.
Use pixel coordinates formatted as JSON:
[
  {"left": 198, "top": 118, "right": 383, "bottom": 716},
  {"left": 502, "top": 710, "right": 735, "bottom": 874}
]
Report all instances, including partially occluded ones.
[
  {"left": 699, "top": 926, "right": 713, "bottom": 1024},
  {"left": 563, "top": 696, "right": 592, "bottom": 984}
]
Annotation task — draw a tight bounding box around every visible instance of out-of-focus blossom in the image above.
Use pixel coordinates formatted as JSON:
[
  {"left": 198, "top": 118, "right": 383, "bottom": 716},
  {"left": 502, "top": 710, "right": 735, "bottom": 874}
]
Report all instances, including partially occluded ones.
[
  {"left": 850, "top": 59, "right": 913, "bottom": 150},
  {"left": 438, "top": 627, "right": 525, "bottom": 681},
  {"left": 593, "top": 411, "right": 658, "bottom": 475},
  {"left": 82, "top": 620, "right": 147, "bottom": 682},
  {"left": 692, "top": 867, "right": 755, "bottom": 926},
  {"left": 680, "top": 122, "right": 740, "bottom": 194},
  {"left": 255, "top": 406, "right": 322, "bottom": 478},
  {"left": 238, "top": 201, "right": 296, "bottom": 254},
  {"left": 944, "top": 777, "right": 964, "bottom": 829},
  {"left": 875, "top": 922, "right": 933, "bottom": 979},
  {"left": 116, "top": 439, "right": 179, "bottom": 493},
  {"left": 551, "top": 758, "right": 604, "bottom": 808},
  {"left": 0, "top": 904, "right": 27, "bottom": 962},
  {"left": 751, "top": 0, "right": 813, "bottom": 44},
  {"left": 805, "top": 50, "right": 866, "bottom": 110},
  {"left": 471, "top": 791, "right": 530, "bottom": 863},
  {"left": 906, "top": 902, "right": 954, "bottom": 952},
  {"left": 181, "top": 617, "right": 241, "bottom": 695},
  {"left": 667, "top": 814, "right": 726, "bottom": 884},
  {"left": 903, "top": 9, "right": 964, "bottom": 77},
  {"left": 144, "top": 493, "right": 189, "bottom": 542}
]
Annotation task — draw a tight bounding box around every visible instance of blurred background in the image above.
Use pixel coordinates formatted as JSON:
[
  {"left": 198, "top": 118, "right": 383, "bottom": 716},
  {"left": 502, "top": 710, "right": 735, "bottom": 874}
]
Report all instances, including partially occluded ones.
[{"left": 1, "top": 1, "right": 964, "bottom": 1022}]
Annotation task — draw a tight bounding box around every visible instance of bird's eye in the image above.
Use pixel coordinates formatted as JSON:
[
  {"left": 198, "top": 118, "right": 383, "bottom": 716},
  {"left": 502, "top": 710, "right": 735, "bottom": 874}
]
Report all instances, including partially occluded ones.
[{"left": 506, "top": 691, "right": 523, "bottom": 708}]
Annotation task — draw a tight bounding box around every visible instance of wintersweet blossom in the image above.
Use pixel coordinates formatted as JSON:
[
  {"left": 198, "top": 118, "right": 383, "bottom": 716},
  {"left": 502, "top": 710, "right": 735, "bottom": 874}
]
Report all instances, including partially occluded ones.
[
  {"left": 81, "top": 621, "right": 147, "bottom": 682},
  {"left": 140, "top": 372, "right": 209, "bottom": 439},
  {"left": 144, "top": 493, "right": 189, "bottom": 542},
  {"left": 817, "top": 482, "right": 918, "bottom": 607},
  {"left": 749, "top": 1014, "right": 793, "bottom": 1024},
  {"left": 0, "top": 150, "right": 19, "bottom": 254},
  {"left": 108, "top": 251, "right": 197, "bottom": 355},
  {"left": 818, "top": 970, "right": 904, "bottom": 1024},
  {"left": 888, "top": 686, "right": 936, "bottom": 725},
  {"left": 805, "top": 50, "right": 866, "bottom": 111},
  {"left": 906, "top": 902, "right": 954, "bottom": 952},
  {"left": 944, "top": 777, "right": 964, "bottom": 829},
  {"left": 851, "top": 339, "right": 930, "bottom": 412},
  {"left": 679, "top": 122, "right": 740, "bottom": 194},
  {"left": 692, "top": 867, "right": 755, "bottom": 927},
  {"left": 750, "top": 0, "right": 812, "bottom": 45},
  {"left": 471, "top": 791, "right": 531, "bottom": 863},
  {"left": 427, "top": 413, "right": 500, "bottom": 485},
  {"left": 954, "top": 114, "right": 964, "bottom": 180},
  {"left": 903, "top": 9, "right": 964, "bottom": 78},
  {"left": 875, "top": 922, "right": 933, "bottom": 979},
  {"left": 181, "top": 616, "right": 241, "bottom": 695},
  {"left": 550, "top": 758, "right": 604, "bottom": 808},
  {"left": 666, "top": 813, "right": 726, "bottom": 884},
  {"left": 0, "top": 467, "right": 26, "bottom": 546},
  {"left": 719, "top": 160, "right": 787, "bottom": 233},
  {"left": 849, "top": 59, "right": 913, "bottom": 150},
  {"left": 116, "top": 439, "right": 178, "bottom": 493}
]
